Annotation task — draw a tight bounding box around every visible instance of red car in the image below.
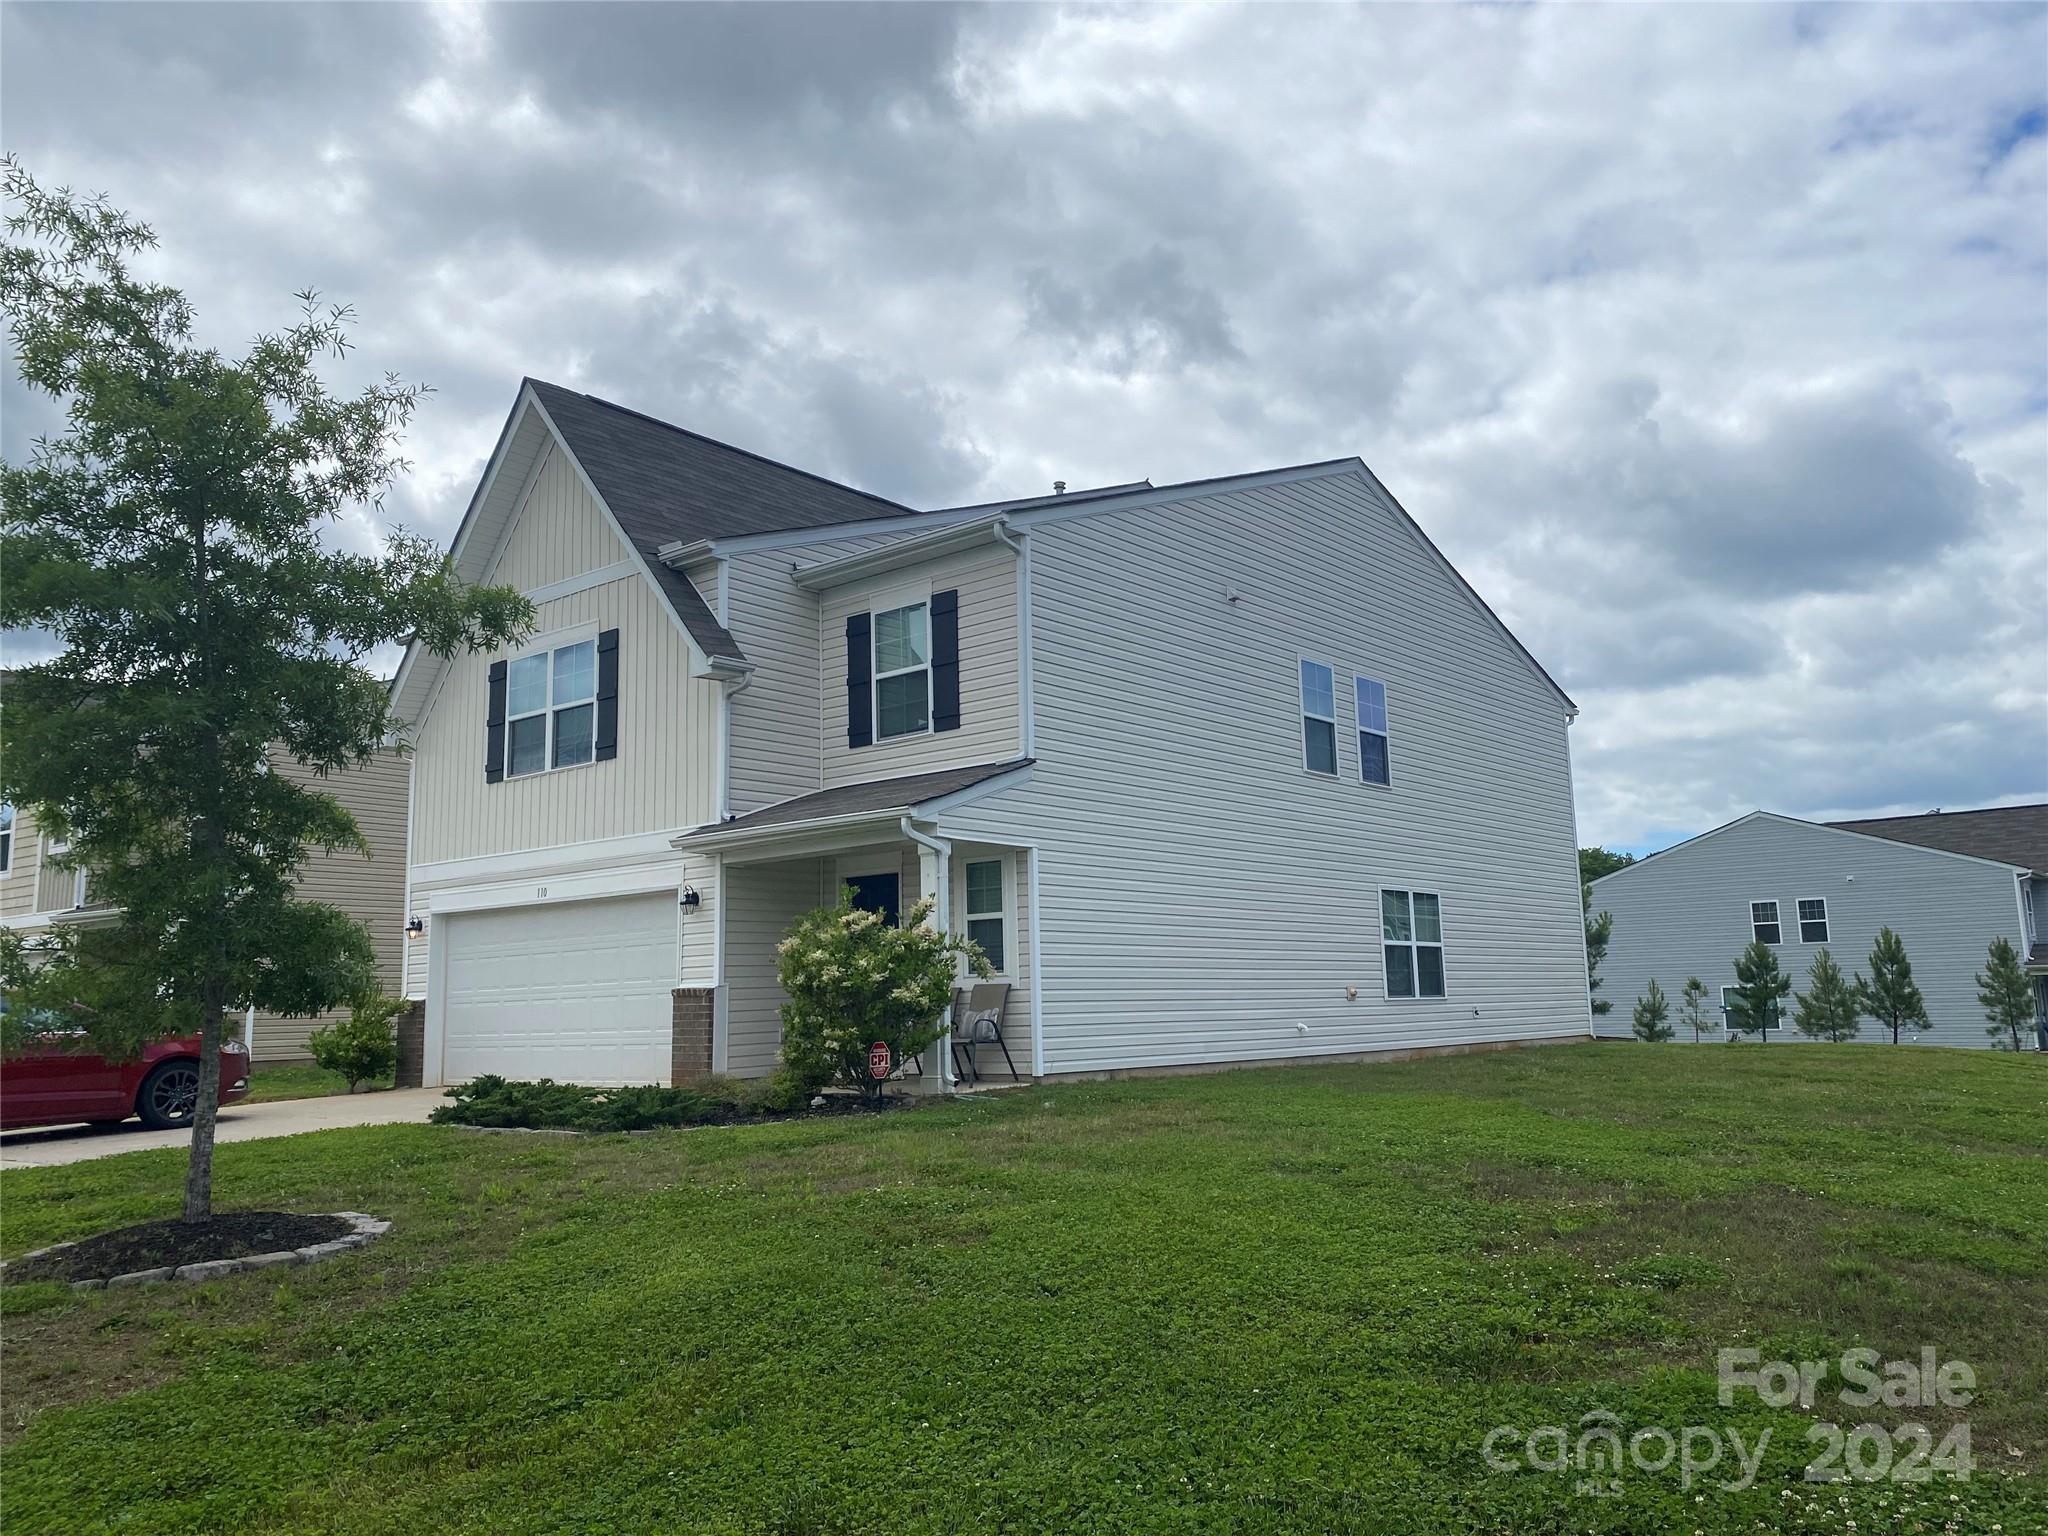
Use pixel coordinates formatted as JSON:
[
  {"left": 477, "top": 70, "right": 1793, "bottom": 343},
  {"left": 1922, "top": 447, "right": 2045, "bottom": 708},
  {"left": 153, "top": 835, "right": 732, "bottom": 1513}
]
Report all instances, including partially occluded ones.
[{"left": 0, "top": 1030, "right": 251, "bottom": 1132}]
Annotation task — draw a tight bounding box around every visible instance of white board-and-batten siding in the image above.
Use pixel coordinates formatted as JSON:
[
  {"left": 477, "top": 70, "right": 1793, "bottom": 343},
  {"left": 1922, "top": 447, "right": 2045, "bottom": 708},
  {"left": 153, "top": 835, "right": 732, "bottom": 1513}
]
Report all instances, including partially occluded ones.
[
  {"left": 1591, "top": 814, "right": 2028, "bottom": 1049},
  {"left": 940, "top": 468, "right": 1588, "bottom": 1077}
]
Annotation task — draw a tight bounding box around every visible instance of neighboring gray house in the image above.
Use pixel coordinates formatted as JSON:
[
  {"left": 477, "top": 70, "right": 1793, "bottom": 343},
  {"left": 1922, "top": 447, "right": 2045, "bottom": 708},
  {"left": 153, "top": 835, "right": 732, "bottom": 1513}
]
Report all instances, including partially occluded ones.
[
  {"left": 1591, "top": 805, "right": 2047, "bottom": 1048},
  {"left": 387, "top": 379, "right": 1591, "bottom": 1089}
]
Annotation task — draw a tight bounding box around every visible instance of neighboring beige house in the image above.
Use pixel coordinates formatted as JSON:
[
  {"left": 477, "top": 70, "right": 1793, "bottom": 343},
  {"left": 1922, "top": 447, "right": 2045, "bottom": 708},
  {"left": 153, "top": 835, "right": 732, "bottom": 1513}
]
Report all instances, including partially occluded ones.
[{"left": 0, "top": 751, "right": 410, "bottom": 1062}]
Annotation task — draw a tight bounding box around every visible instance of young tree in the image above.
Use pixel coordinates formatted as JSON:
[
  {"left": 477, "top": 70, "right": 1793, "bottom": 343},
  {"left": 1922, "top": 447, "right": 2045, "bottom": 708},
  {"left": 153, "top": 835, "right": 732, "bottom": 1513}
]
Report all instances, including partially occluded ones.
[
  {"left": 1976, "top": 937, "right": 2034, "bottom": 1051},
  {"left": 0, "top": 162, "right": 530, "bottom": 1220},
  {"left": 1631, "top": 978, "right": 1674, "bottom": 1042},
  {"left": 1585, "top": 909, "right": 1615, "bottom": 1018},
  {"left": 1855, "top": 927, "right": 1930, "bottom": 1046},
  {"left": 1726, "top": 940, "right": 1790, "bottom": 1040},
  {"left": 1793, "top": 949, "right": 1860, "bottom": 1043},
  {"left": 1677, "top": 976, "right": 1714, "bottom": 1043}
]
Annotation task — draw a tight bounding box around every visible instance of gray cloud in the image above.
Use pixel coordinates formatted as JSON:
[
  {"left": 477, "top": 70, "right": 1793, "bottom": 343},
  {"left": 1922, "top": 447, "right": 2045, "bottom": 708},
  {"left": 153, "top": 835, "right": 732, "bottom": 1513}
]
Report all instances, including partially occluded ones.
[{"left": 1, "top": 0, "right": 2042, "bottom": 848}]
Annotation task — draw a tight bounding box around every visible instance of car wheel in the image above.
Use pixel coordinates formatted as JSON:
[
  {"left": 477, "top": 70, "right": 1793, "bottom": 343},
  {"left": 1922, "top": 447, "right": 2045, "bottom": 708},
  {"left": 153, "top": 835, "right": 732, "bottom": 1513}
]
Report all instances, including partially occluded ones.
[{"left": 137, "top": 1060, "right": 202, "bottom": 1131}]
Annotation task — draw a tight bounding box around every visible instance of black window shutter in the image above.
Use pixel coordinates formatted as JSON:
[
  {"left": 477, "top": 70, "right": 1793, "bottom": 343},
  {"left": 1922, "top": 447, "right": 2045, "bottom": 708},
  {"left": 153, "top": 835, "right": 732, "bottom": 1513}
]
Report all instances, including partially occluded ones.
[
  {"left": 846, "top": 613, "right": 873, "bottom": 748},
  {"left": 595, "top": 628, "right": 620, "bottom": 762},
  {"left": 931, "top": 588, "right": 961, "bottom": 732},
  {"left": 485, "top": 659, "right": 508, "bottom": 783}
]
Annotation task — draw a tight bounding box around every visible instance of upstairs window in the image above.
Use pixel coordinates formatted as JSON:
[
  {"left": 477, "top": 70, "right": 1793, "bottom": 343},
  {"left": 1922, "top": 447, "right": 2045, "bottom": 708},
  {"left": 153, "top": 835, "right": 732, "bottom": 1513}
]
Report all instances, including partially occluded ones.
[
  {"left": 1300, "top": 659, "right": 1337, "bottom": 775},
  {"left": 1355, "top": 676, "right": 1391, "bottom": 787},
  {"left": 508, "top": 637, "right": 597, "bottom": 776},
  {"left": 963, "top": 858, "right": 1007, "bottom": 974},
  {"left": 0, "top": 802, "right": 11, "bottom": 873},
  {"left": 874, "top": 601, "right": 932, "bottom": 740},
  {"left": 1750, "top": 900, "right": 1781, "bottom": 945},
  {"left": 1382, "top": 889, "right": 1446, "bottom": 998},
  {"left": 1797, "top": 898, "right": 1829, "bottom": 944}
]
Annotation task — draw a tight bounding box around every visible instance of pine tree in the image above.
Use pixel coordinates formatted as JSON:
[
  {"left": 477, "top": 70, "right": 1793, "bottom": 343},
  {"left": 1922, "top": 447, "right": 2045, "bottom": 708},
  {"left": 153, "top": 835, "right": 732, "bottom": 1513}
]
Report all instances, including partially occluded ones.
[
  {"left": 1631, "top": 978, "right": 1674, "bottom": 1042},
  {"left": 0, "top": 162, "right": 530, "bottom": 1220},
  {"left": 1793, "top": 949, "right": 1860, "bottom": 1042},
  {"left": 1976, "top": 937, "right": 2034, "bottom": 1051},
  {"left": 1855, "top": 927, "right": 1930, "bottom": 1046},
  {"left": 1586, "top": 909, "right": 1614, "bottom": 1018},
  {"left": 1726, "top": 940, "right": 1791, "bottom": 1040},
  {"left": 1677, "top": 976, "right": 1714, "bottom": 1043}
]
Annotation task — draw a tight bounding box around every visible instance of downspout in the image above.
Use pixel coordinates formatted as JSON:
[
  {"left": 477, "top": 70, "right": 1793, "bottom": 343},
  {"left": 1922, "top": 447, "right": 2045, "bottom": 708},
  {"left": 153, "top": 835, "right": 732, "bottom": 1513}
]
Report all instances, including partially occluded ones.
[
  {"left": 991, "top": 516, "right": 1034, "bottom": 757},
  {"left": 899, "top": 815, "right": 954, "bottom": 1090}
]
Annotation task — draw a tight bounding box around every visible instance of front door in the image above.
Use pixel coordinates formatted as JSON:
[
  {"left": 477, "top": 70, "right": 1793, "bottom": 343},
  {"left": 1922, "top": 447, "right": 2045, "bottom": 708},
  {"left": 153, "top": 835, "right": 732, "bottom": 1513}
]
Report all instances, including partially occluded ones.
[{"left": 845, "top": 871, "right": 901, "bottom": 926}]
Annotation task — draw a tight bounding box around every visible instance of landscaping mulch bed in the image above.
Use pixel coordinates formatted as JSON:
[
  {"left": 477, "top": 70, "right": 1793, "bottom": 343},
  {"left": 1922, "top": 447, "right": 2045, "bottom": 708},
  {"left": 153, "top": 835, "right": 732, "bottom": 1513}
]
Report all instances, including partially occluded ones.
[{"left": 3, "top": 1212, "right": 351, "bottom": 1285}]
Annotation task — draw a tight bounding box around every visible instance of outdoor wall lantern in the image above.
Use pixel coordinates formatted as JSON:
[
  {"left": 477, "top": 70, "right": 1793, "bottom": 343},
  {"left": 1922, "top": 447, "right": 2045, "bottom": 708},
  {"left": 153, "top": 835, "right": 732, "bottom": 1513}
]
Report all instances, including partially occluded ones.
[
  {"left": 679, "top": 886, "right": 701, "bottom": 911},
  {"left": 405, "top": 916, "right": 426, "bottom": 940}
]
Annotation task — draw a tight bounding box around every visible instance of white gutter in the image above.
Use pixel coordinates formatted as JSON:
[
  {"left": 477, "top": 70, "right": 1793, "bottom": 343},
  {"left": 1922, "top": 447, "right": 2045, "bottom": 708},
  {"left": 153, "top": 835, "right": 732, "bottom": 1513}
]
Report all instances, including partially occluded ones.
[
  {"left": 791, "top": 517, "right": 1007, "bottom": 592},
  {"left": 991, "top": 517, "right": 1033, "bottom": 757},
  {"left": 899, "top": 815, "right": 954, "bottom": 1091}
]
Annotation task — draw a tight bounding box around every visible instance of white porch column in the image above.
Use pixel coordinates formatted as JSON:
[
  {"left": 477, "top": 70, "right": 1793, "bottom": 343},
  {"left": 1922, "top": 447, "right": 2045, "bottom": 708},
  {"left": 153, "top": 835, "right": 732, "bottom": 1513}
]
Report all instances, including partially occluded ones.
[{"left": 912, "top": 836, "right": 954, "bottom": 1093}]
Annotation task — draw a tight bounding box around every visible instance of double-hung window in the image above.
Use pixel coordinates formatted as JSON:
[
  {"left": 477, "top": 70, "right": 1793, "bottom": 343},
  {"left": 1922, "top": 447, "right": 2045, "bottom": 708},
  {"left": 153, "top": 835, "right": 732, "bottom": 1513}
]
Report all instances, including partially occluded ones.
[
  {"left": 507, "top": 637, "right": 597, "bottom": 777},
  {"left": 1796, "top": 898, "right": 1829, "bottom": 944},
  {"left": 1300, "top": 659, "right": 1337, "bottom": 775},
  {"left": 963, "top": 858, "right": 1007, "bottom": 973},
  {"left": 1750, "top": 900, "right": 1781, "bottom": 945},
  {"left": 1382, "top": 889, "right": 1446, "bottom": 998},
  {"left": 1355, "top": 676, "right": 1390, "bottom": 787},
  {"left": 874, "top": 601, "right": 932, "bottom": 740}
]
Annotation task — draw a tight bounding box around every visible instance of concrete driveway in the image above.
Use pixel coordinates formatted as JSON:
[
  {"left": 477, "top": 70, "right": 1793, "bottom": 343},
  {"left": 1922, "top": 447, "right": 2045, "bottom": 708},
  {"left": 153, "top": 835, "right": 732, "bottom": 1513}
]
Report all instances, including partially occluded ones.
[{"left": 0, "top": 1087, "right": 445, "bottom": 1170}]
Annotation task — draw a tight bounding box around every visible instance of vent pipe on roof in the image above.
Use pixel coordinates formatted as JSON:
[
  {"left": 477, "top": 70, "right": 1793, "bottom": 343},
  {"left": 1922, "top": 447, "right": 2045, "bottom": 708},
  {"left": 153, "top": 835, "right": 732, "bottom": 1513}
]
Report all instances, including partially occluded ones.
[{"left": 1053, "top": 481, "right": 1065, "bottom": 494}]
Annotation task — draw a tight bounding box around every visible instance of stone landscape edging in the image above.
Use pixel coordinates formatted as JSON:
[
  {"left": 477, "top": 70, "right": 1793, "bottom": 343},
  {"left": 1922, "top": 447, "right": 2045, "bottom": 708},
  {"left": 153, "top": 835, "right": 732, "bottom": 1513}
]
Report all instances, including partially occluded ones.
[{"left": 7, "top": 1211, "right": 390, "bottom": 1293}]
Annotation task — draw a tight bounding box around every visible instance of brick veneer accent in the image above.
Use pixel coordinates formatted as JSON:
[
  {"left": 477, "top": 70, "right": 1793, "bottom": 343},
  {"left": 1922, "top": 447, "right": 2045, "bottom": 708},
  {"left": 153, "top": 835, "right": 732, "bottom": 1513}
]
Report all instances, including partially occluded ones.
[
  {"left": 394, "top": 999, "right": 426, "bottom": 1089},
  {"left": 672, "top": 987, "right": 715, "bottom": 1085}
]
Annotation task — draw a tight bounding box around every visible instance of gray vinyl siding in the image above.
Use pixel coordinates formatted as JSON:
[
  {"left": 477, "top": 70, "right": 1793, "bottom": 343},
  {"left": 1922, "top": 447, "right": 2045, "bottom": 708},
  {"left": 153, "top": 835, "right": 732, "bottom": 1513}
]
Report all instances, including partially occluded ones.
[
  {"left": 1590, "top": 814, "right": 2027, "bottom": 1048},
  {"left": 721, "top": 856, "right": 830, "bottom": 1076},
  {"left": 939, "top": 467, "right": 1588, "bottom": 1076}
]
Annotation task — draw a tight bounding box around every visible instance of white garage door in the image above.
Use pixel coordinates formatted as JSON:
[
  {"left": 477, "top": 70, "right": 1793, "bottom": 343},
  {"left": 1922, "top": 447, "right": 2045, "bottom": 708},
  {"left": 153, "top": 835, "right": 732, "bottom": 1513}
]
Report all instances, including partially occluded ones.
[{"left": 440, "top": 893, "right": 676, "bottom": 1086}]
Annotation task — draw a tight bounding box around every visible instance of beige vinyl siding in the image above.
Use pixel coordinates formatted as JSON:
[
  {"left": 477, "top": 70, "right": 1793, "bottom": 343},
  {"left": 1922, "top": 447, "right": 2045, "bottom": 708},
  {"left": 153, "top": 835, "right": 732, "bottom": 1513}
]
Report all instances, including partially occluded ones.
[
  {"left": 938, "top": 468, "right": 1587, "bottom": 1076},
  {"left": 820, "top": 545, "right": 1020, "bottom": 788},
  {"left": 722, "top": 856, "right": 829, "bottom": 1076},
  {"left": 407, "top": 467, "right": 721, "bottom": 867},
  {"left": 248, "top": 750, "right": 410, "bottom": 1060},
  {"left": 722, "top": 534, "right": 897, "bottom": 816},
  {"left": 1, "top": 804, "right": 40, "bottom": 919},
  {"left": 483, "top": 444, "right": 626, "bottom": 592}
]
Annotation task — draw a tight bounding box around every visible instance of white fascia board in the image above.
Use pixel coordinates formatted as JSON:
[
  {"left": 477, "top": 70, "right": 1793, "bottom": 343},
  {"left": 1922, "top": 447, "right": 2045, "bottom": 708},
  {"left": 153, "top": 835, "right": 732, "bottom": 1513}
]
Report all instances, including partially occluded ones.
[
  {"left": 790, "top": 517, "right": 1010, "bottom": 592},
  {"left": 411, "top": 827, "right": 708, "bottom": 893},
  {"left": 426, "top": 859, "right": 688, "bottom": 916},
  {"left": 675, "top": 809, "right": 910, "bottom": 858},
  {"left": 657, "top": 537, "right": 718, "bottom": 566},
  {"left": 1001, "top": 460, "right": 1359, "bottom": 530},
  {"left": 688, "top": 505, "right": 993, "bottom": 560},
  {"left": 912, "top": 762, "right": 1033, "bottom": 818}
]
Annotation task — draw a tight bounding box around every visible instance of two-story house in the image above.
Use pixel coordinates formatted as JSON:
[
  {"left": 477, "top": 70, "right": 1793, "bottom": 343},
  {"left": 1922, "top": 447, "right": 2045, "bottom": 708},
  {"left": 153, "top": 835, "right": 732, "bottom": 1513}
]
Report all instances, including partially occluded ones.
[
  {"left": 388, "top": 380, "right": 1591, "bottom": 1089},
  {"left": 0, "top": 753, "right": 410, "bottom": 1062}
]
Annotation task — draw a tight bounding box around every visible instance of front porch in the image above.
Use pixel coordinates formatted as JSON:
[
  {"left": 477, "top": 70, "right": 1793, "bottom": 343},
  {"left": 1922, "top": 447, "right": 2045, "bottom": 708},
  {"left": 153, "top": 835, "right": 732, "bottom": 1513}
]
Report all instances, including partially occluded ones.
[{"left": 679, "top": 759, "right": 1039, "bottom": 1091}]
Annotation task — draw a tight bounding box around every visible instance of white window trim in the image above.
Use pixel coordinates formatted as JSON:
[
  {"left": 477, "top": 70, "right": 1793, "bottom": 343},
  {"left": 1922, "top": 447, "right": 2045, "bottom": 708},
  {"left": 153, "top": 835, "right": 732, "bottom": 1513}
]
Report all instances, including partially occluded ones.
[
  {"left": 957, "top": 852, "right": 1013, "bottom": 980},
  {"left": 0, "top": 803, "right": 12, "bottom": 874},
  {"left": 1354, "top": 674, "right": 1391, "bottom": 789},
  {"left": 1377, "top": 886, "right": 1448, "bottom": 1000},
  {"left": 870, "top": 584, "right": 935, "bottom": 743},
  {"left": 38, "top": 830, "right": 87, "bottom": 913},
  {"left": 1795, "top": 896, "right": 1830, "bottom": 945},
  {"left": 1299, "top": 655, "right": 1338, "bottom": 777},
  {"left": 503, "top": 623, "right": 601, "bottom": 779},
  {"left": 1749, "top": 899, "right": 1782, "bottom": 946}
]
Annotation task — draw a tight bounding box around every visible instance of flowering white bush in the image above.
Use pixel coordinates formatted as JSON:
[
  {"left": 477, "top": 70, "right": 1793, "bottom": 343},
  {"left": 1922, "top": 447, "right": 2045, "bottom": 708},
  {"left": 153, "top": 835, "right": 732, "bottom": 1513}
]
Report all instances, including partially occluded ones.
[{"left": 776, "top": 888, "right": 988, "bottom": 1101}]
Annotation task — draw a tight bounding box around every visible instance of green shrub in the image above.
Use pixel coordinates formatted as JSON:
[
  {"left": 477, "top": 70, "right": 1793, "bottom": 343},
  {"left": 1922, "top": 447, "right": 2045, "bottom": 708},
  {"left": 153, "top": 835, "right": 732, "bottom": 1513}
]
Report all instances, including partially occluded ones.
[
  {"left": 775, "top": 888, "right": 985, "bottom": 1103},
  {"left": 305, "top": 995, "right": 401, "bottom": 1092},
  {"left": 428, "top": 1072, "right": 819, "bottom": 1132}
]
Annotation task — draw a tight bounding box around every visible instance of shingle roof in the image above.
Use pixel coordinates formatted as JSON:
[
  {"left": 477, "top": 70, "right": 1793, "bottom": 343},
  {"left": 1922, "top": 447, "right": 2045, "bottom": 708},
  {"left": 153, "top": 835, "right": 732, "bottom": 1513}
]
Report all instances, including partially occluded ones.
[
  {"left": 685, "top": 758, "right": 1033, "bottom": 839},
  {"left": 1827, "top": 803, "right": 2048, "bottom": 872},
  {"left": 525, "top": 379, "right": 916, "bottom": 660}
]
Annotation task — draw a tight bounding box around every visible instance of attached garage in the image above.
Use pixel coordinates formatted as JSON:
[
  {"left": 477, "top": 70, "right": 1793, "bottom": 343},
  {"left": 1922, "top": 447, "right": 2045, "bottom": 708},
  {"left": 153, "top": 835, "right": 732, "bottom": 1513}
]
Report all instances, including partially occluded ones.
[{"left": 437, "top": 892, "right": 677, "bottom": 1086}]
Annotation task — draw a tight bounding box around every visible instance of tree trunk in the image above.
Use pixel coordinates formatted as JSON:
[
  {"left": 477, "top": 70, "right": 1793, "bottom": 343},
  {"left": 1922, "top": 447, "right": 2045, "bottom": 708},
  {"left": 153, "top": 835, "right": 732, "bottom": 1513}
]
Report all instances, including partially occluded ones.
[{"left": 182, "top": 987, "right": 225, "bottom": 1223}]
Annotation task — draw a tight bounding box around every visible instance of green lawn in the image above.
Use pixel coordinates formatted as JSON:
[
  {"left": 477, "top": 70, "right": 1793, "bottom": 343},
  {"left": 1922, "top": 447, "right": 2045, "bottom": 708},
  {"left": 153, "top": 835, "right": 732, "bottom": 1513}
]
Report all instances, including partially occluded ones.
[
  {"left": 243, "top": 1062, "right": 392, "bottom": 1104},
  {"left": 1, "top": 1044, "right": 2041, "bottom": 1535}
]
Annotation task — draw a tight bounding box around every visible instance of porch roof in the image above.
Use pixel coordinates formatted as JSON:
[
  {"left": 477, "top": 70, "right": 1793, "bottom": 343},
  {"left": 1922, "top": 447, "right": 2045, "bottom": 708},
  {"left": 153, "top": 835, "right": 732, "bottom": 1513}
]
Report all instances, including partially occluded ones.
[{"left": 680, "top": 758, "right": 1033, "bottom": 851}]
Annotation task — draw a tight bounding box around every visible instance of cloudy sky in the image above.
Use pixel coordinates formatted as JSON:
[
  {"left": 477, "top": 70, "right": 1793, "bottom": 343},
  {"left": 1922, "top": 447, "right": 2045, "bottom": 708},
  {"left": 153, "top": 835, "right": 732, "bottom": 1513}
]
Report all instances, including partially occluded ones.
[{"left": 3, "top": 2, "right": 2043, "bottom": 853}]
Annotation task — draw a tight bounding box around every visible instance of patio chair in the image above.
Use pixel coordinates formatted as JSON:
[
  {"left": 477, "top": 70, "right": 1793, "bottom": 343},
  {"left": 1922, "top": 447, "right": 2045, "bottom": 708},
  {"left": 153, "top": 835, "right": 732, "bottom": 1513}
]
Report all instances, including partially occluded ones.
[{"left": 949, "top": 981, "right": 1017, "bottom": 1084}]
